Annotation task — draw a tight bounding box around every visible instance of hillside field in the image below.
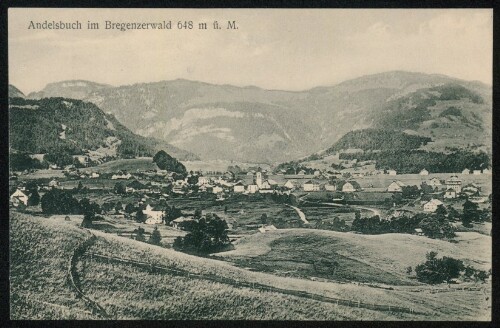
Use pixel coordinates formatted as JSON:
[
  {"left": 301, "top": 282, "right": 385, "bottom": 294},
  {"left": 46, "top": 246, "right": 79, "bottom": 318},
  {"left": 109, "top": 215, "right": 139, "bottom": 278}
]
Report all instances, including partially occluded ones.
[{"left": 10, "top": 212, "right": 491, "bottom": 320}]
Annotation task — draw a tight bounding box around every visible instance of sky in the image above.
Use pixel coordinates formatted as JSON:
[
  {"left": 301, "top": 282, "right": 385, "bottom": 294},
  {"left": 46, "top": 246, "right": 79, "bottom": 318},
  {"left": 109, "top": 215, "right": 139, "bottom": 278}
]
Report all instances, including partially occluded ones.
[{"left": 9, "top": 8, "right": 493, "bottom": 94}]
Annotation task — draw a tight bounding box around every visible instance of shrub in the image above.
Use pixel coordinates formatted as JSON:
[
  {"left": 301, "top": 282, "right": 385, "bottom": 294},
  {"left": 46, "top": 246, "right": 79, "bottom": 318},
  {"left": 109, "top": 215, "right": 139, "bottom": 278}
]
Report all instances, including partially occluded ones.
[{"left": 415, "top": 252, "right": 464, "bottom": 284}]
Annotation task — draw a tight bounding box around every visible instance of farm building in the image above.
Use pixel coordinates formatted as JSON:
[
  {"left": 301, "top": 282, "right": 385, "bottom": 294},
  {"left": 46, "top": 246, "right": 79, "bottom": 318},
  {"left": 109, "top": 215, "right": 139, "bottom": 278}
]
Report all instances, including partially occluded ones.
[
  {"left": 473, "top": 170, "right": 481, "bottom": 175},
  {"left": 10, "top": 189, "right": 29, "bottom": 207},
  {"left": 482, "top": 168, "right": 491, "bottom": 175},
  {"left": 387, "top": 170, "right": 397, "bottom": 176},
  {"left": 324, "top": 183, "right": 337, "bottom": 191},
  {"left": 462, "top": 168, "right": 470, "bottom": 175},
  {"left": 423, "top": 199, "right": 444, "bottom": 212},
  {"left": 387, "top": 180, "right": 405, "bottom": 192},
  {"left": 112, "top": 173, "right": 132, "bottom": 180},
  {"left": 337, "top": 181, "right": 361, "bottom": 192},
  {"left": 48, "top": 179, "right": 60, "bottom": 188}
]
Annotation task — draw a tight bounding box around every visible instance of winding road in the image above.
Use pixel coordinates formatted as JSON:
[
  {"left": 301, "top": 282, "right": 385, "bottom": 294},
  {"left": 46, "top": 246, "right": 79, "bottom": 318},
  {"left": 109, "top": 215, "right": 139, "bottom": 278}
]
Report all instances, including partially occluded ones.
[{"left": 287, "top": 205, "right": 310, "bottom": 224}]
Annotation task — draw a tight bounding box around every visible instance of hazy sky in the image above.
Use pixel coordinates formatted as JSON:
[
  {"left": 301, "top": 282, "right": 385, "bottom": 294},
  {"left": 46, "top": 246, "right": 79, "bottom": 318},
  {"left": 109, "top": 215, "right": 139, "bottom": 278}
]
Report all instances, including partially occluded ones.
[{"left": 9, "top": 8, "right": 493, "bottom": 94}]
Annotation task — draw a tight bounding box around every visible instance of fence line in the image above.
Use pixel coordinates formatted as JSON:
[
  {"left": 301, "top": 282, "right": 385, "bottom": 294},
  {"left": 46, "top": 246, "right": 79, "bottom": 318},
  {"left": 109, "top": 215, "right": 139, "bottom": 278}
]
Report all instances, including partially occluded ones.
[
  {"left": 67, "top": 235, "right": 110, "bottom": 319},
  {"left": 83, "top": 251, "right": 423, "bottom": 315}
]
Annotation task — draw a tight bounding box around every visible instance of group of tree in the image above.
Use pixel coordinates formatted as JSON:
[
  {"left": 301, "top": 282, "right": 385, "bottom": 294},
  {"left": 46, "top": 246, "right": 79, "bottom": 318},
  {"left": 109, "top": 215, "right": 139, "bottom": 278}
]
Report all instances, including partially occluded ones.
[
  {"left": 351, "top": 210, "right": 456, "bottom": 239},
  {"left": 173, "top": 213, "right": 231, "bottom": 254},
  {"left": 414, "top": 251, "right": 489, "bottom": 284},
  {"left": 131, "top": 226, "right": 162, "bottom": 246},
  {"left": 153, "top": 150, "right": 187, "bottom": 174},
  {"left": 338, "top": 149, "right": 490, "bottom": 174}
]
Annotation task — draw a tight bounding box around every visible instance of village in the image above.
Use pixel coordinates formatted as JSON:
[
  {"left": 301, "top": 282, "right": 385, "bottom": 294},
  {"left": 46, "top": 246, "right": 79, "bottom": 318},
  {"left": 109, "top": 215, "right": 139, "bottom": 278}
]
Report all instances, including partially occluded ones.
[{"left": 9, "top": 156, "right": 492, "bottom": 242}]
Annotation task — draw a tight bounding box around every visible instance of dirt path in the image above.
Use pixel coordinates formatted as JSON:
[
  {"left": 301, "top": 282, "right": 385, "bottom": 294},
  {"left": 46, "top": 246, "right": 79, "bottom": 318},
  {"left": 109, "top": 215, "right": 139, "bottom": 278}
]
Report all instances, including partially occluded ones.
[{"left": 287, "top": 204, "right": 310, "bottom": 224}]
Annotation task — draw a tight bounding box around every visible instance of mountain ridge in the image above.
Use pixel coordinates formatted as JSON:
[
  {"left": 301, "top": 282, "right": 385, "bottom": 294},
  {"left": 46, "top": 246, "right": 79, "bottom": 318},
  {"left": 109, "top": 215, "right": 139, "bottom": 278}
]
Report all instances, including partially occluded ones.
[{"left": 22, "top": 71, "right": 492, "bottom": 163}]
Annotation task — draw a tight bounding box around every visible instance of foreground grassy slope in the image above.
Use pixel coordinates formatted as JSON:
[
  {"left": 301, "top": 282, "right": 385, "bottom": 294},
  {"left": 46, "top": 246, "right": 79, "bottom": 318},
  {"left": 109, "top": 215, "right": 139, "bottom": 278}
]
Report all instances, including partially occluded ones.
[
  {"left": 10, "top": 213, "right": 97, "bottom": 319},
  {"left": 11, "top": 213, "right": 410, "bottom": 320},
  {"left": 10, "top": 213, "right": 490, "bottom": 320}
]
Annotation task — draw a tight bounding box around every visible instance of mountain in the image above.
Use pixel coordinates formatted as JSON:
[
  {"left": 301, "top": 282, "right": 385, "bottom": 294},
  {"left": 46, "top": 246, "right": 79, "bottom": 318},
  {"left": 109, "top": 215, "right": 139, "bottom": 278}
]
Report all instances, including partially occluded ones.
[
  {"left": 27, "top": 80, "right": 112, "bottom": 100},
  {"left": 9, "top": 85, "right": 25, "bottom": 98},
  {"left": 27, "top": 71, "right": 492, "bottom": 163},
  {"left": 8, "top": 97, "right": 199, "bottom": 163}
]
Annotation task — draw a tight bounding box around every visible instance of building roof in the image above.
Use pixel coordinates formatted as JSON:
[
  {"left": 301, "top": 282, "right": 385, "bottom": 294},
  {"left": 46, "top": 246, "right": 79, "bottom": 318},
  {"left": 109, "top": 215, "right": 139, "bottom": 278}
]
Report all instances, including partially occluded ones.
[{"left": 425, "top": 199, "right": 444, "bottom": 206}]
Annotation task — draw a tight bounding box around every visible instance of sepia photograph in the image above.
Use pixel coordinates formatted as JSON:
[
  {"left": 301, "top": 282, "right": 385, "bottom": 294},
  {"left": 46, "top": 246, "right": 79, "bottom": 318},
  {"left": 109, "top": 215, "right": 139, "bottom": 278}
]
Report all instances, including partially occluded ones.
[{"left": 8, "top": 8, "right": 493, "bottom": 320}]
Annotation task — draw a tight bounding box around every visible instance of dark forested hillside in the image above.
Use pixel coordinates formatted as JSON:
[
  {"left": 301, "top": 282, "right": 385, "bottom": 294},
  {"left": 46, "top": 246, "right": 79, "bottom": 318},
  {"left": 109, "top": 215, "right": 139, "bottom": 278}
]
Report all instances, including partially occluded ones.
[
  {"left": 326, "top": 129, "right": 432, "bottom": 153},
  {"left": 8, "top": 97, "right": 198, "bottom": 162}
]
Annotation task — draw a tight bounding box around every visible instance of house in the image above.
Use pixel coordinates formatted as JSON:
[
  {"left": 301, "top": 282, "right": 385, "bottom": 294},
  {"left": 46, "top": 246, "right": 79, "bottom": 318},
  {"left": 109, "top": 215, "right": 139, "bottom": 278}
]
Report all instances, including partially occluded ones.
[
  {"left": 443, "top": 188, "right": 457, "bottom": 199},
  {"left": 423, "top": 199, "right": 444, "bottom": 212},
  {"left": 143, "top": 204, "right": 164, "bottom": 224},
  {"left": 247, "top": 184, "right": 259, "bottom": 193},
  {"left": 90, "top": 172, "right": 100, "bottom": 179},
  {"left": 462, "top": 168, "right": 470, "bottom": 175},
  {"left": 314, "top": 170, "right": 321, "bottom": 176},
  {"left": 260, "top": 180, "right": 272, "bottom": 190},
  {"left": 197, "top": 176, "right": 211, "bottom": 186},
  {"left": 414, "top": 228, "right": 424, "bottom": 236},
  {"left": 112, "top": 173, "right": 132, "bottom": 180},
  {"left": 284, "top": 180, "right": 298, "bottom": 190},
  {"left": 324, "top": 183, "right": 337, "bottom": 191},
  {"left": 387, "top": 170, "right": 397, "bottom": 176},
  {"left": 428, "top": 177, "right": 442, "bottom": 188},
  {"left": 469, "top": 196, "right": 487, "bottom": 204},
  {"left": 233, "top": 182, "right": 245, "bottom": 193},
  {"left": 303, "top": 180, "right": 320, "bottom": 192},
  {"left": 258, "top": 225, "right": 278, "bottom": 233},
  {"left": 171, "top": 216, "right": 195, "bottom": 229},
  {"left": 473, "top": 170, "right": 482, "bottom": 175},
  {"left": 419, "top": 169, "right": 429, "bottom": 176},
  {"left": 10, "top": 189, "right": 29, "bottom": 206},
  {"left": 297, "top": 170, "right": 305, "bottom": 175},
  {"left": 445, "top": 175, "right": 462, "bottom": 193},
  {"left": 172, "top": 185, "right": 185, "bottom": 194},
  {"left": 462, "top": 183, "right": 480, "bottom": 196},
  {"left": 48, "top": 179, "right": 60, "bottom": 188},
  {"left": 212, "top": 186, "right": 223, "bottom": 194},
  {"left": 337, "top": 181, "right": 361, "bottom": 192},
  {"left": 482, "top": 168, "right": 491, "bottom": 175},
  {"left": 387, "top": 180, "right": 405, "bottom": 192}
]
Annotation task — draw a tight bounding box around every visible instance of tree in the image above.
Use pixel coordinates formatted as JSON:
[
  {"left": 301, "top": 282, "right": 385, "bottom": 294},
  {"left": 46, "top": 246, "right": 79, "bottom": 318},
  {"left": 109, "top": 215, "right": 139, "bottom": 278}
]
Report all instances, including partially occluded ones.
[
  {"left": 81, "top": 212, "right": 94, "bottom": 228},
  {"left": 354, "top": 210, "right": 361, "bottom": 220},
  {"left": 174, "top": 213, "right": 230, "bottom": 253},
  {"left": 114, "top": 182, "right": 126, "bottom": 195},
  {"left": 114, "top": 202, "right": 123, "bottom": 214},
  {"left": 260, "top": 213, "right": 268, "bottom": 225},
  {"left": 79, "top": 198, "right": 100, "bottom": 216},
  {"left": 153, "top": 150, "right": 187, "bottom": 174},
  {"left": 149, "top": 226, "right": 162, "bottom": 246},
  {"left": 134, "top": 227, "right": 146, "bottom": 242},
  {"left": 135, "top": 210, "right": 147, "bottom": 223},
  {"left": 27, "top": 189, "right": 40, "bottom": 206},
  {"left": 125, "top": 203, "right": 136, "bottom": 214},
  {"left": 415, "top": 252, "right": 464, "bottom": 284},
  {"left": 41, "top": 189, "right": 80, "bottom": 214},
  {"left": 462, "top": 200, "right": 479, "bottom": 227}
]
